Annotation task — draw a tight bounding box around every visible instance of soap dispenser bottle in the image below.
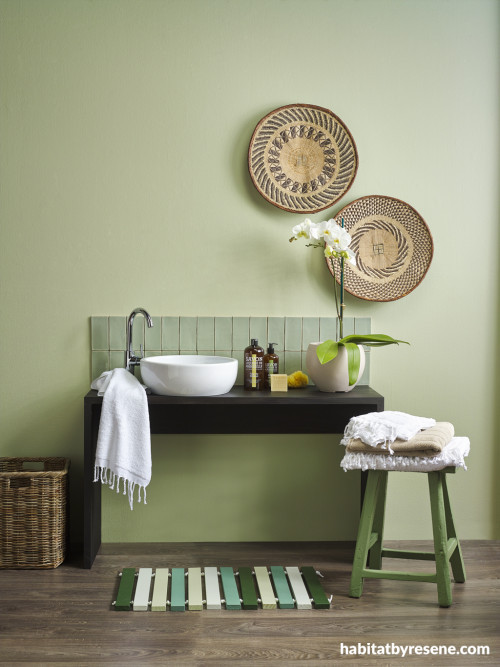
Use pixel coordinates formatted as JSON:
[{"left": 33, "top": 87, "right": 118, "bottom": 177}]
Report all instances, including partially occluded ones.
[
  {"left": 244, "top": 339, "right": 264, "bottom": 391},
  {"left": 263, "top": 342, "right": 279, "bottom": 390}
]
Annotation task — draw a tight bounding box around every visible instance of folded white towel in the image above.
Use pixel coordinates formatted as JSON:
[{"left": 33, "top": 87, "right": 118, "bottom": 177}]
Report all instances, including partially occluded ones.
[
  {"left": 92, "top": 368, "right": 151, "bottom": 510},
  {"left": 340, "top": 410, "right": 436, "bottom": 452},
  {"left": 340, "top": 436, "right": 470, "bottom": 472}
]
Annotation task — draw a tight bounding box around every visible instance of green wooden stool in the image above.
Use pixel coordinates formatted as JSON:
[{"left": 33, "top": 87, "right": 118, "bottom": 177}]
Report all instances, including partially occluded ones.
[{"left": 349, "top": 467, "right": 466, "bottom": 607}]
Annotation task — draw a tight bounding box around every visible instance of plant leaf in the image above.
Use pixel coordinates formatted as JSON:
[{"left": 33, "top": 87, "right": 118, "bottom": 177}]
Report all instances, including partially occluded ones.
[
  {"left": 316, "top": 339, "right": 339, "bottom": 364},
  {"left": 340, "top": 334, "right": 409, "bottom": 347},
  {"left": 343, "top": 342, "right": 361, "bottom": 385}
]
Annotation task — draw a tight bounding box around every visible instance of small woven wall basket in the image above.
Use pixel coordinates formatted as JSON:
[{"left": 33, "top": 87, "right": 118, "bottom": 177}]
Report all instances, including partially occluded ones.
[
  {"left": 0, "top": 457, "right": 70, "bottom": 569},
  {"left": 327, "top": 195, "right": 433, "bottom": 302},
  {"left": 248, "top": 104, "right": 358, "bottom": 213}
]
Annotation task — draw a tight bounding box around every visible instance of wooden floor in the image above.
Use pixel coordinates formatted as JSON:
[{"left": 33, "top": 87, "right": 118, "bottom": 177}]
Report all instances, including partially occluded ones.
[{"left": 0, "top": 541, "right": 498, "bottom": 665}]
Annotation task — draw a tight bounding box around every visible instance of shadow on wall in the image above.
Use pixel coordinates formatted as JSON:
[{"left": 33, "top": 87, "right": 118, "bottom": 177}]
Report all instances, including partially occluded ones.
[
  {"left": 235, "top": 108, "right": 292, "bottom": 217},
  {"left": 2, "top": 389, "right": 84, "bottom": 548},
  {"left": 494, "top": 180, "right": 500, "bottom": 539}
]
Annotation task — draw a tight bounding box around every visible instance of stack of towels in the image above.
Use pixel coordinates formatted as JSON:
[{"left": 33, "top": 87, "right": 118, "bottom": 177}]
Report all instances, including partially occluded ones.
[{"left": 340, "top": 411, "right": 470, "bottom": 472}]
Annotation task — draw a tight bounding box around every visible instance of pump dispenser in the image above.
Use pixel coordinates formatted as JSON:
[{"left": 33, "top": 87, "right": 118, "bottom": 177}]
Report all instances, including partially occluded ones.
[
  {"left": 263, "top": 342, "right": 279, "bottom": 390},
  {"left": 244, "top": 339, "right": 264, "bottom": 391}
]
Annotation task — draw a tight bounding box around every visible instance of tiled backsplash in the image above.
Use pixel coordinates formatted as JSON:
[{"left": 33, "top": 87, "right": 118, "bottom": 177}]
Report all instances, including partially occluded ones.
[{"left": 91, "top": 316, "right": 371, "bottom": 386}]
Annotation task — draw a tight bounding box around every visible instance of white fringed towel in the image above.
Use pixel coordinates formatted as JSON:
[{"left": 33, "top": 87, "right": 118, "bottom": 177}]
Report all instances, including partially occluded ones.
[
  {"left": 340, "top": 436, "right": 470, "bottom": 472},
  {"left": 340, "top": 410, "right": 436, "bottom": 452},
  {"left": 91, "top": 368, "right": 151, "bottom": 510}
]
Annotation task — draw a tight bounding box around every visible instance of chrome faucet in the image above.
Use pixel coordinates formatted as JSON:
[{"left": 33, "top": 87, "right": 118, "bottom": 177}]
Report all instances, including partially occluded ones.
[{"left": 126, "top": 307, "right": 154, "bottom": 373}]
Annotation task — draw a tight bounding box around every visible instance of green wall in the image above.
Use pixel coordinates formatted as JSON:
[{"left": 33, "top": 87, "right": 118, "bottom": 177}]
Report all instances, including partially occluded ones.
[{"left": 1, "top": 0, "right": 499, "bottom": 545}]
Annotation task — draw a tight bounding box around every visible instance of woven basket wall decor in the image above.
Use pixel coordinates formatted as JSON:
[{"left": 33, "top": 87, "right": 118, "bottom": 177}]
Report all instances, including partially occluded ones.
[
  {"left": 327, "top": 195, "right": 433, "bottom": 302},
  {"left": 248, "top": 104, "right": 358, "bottom": 213}
]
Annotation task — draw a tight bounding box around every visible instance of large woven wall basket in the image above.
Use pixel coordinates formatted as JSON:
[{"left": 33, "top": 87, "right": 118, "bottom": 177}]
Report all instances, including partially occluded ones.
[
  {"left": 328, "top": 195, "right": 433, "bottom": 302},
  {"left": 248, "top": 104, "right": 358, "bottom": 213}
]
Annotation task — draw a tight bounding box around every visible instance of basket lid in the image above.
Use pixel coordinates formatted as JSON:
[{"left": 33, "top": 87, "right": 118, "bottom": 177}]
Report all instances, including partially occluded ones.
[
  {"left": 248, "top": 104, "right": 358, "bottom": 213},
  {"left": 328, "top": 195, "right": 433, "bottom": 302}
]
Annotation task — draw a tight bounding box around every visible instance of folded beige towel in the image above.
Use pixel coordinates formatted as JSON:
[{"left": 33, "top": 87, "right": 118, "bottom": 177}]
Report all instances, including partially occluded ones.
[{"left": 346, "top": 422, "right": 455, "bottom": 457}]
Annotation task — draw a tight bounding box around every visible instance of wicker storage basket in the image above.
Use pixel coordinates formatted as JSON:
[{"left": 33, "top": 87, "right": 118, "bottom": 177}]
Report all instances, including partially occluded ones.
[{"left": 0, "top": 457, "right": 70, "bottom": 568}]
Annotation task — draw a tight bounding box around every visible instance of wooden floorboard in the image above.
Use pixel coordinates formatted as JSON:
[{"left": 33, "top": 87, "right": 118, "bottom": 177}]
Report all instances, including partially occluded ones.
[{"left": 0, "top": 541, "right": 498, "bottom": 665}]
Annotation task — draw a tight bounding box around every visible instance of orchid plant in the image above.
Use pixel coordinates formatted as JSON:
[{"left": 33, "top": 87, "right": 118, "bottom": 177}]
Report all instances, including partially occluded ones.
[{"left": 289, "top": 217, "right": 408, "bottom": 385}]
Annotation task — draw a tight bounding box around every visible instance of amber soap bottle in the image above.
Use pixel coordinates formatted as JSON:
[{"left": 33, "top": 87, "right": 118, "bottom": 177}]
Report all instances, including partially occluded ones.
[
  {"left": 244, "top": 339, "right": 264, "bottom": 390},
  {"left": 263, "top": 342, "right": 279, "bottom": 390}
]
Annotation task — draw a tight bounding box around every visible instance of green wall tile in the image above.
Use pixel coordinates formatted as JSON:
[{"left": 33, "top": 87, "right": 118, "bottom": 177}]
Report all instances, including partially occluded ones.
[
  {"left": 341, "top": 316, "right": 355, "bottom": 337},
  {"left": 110, "top": 350, "right": 126, "bottom": 370},
  {"left": 180, "top": 317, "right": 197, "bottom": 350},
  {"left": 145, "top": 316, "right": 162, "bottom": 351},
  {"left": 162, "top": 316, "right": 179, "bottom": 351},
  {"left": 285, "top": 317, "right": 302, "bottom": 350},
  {"left": 92, "top": 350, "right": 109, "bottom": 379},
  {"left": 320, "top": 317, "right": 337, "bottom": 342},
  {"left": 232, "top": 317, "right": 249, "bottom": 349},
  {"left": 250, "top": 317, "right": 267, "bottom": 346},
  {"left": 215, "top": 317, "right": 232, "bottom": 350},
  {"left": 284, "top": 350, "right": 301, "bottom": 375},
  {"left": 301, "top": 349, "right": 308, "bottom": 369},
  {"left": 91, "top": 316, "right": 109, "bottom": 350},
  {"left": 89, "top": 314, "right": 371, "bottom": 387},
  {"left": 232, "top": 350, "right": 245, "bottom": 385},
  {"left": 354, "top": 317, "right": 371, "bottom": 335},
  {"left": 215, "top": 350, "right": 232, "bottom": 360},
  {"left": 267, "top": 317, "right": 285, "bottom": 351},
  {"left": 302, "top": 317, "right": 320, "bottom": 348},
  {"left": 197, "top": 317, "right": 214, "bottom": 350},
  {"left": 109, "top": 316, "right": 126, "bottom": 350}
]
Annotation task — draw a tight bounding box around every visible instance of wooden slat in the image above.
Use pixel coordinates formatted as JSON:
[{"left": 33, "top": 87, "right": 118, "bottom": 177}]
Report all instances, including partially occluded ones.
[
  {"left": 286, "top": 566, "right": 312, "bottom": 610},
  {"left": 133, "top": 568, "right": 152, "bottom": 611},
  {"left": 270, "top": 566, "right": 295, "bottom": 609},
  {"left": 151, "top": 568, "right": 169, "bottom": 612},
  {"left": 204, "top": 567, "right": 222, "bottom": 610},
  {"left": 219, "top": 567, "right": 241, "bottom": 610},
  {"left": 188, "top": 567, "right": 203, "bottom": 611},
  {"left": 254, "top": 566, "right": 276, "bottom": 609},
  {"left": 238, "top": 567, "right": 258, "bottom": 610},
  {"left": 115, "top": 568, "right": 135, "bottom": 611},
  {"left": 300, "top": 567, "right": 330, "bottom": 609},
  {"left": 170, "top": 568, "right": 186, "bottom": 612}
]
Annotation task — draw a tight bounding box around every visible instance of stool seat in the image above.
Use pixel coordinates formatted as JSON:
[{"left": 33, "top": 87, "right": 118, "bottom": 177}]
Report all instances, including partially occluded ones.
[{"left": 349, "top": 467, "right": 466, "bottom": 607}]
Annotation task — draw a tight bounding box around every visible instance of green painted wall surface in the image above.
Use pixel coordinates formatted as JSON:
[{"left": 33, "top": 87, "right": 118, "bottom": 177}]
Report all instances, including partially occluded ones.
[{"left": 1, "top": 0, "right": 499, "bottom": 544}]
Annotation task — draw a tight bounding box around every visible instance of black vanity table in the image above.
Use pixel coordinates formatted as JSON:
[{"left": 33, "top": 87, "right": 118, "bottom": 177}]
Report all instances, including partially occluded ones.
[{"left": 83, "top": 385, "right": 384, "bottom": 568}]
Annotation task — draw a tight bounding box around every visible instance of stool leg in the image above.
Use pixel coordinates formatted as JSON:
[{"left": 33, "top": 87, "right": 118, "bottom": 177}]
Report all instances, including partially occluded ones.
[
  {"left": 428, "top": 472, "right": 452, "bottom": 607},
  {"left": 368, "top": 470, "right": 388, "bottom": 570},
  {"left": 442, "top": 475, "right": 466, "bottom": 583},
  {"left": 350, "top": 470, "right": 383, "bottom": 598}
]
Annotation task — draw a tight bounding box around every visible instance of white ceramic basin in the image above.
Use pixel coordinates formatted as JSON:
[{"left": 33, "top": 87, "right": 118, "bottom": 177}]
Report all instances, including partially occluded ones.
[{"left": 140, "top": 355, "right": 238, "bottom": 396}]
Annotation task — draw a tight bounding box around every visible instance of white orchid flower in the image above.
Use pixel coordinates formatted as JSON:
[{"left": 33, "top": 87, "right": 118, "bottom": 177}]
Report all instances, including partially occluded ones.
[
  {"left": 290, "top": 218, "right": 314, "bottom": 241},
  {"left": 324, "top": 245, "right": 356, "bottom": 266},
  {"left": 335, "top": 226, "right": 352, "bottom": 251},
  {"left": 310, "top": 218, "right": 337, "bottom": 243},
  {"left": 324, "top": 244, "right": 339, "bottom": 258}
]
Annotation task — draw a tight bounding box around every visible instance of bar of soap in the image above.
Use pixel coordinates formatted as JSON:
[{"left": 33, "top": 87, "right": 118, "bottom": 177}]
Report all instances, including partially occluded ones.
[{"left": 270, "top": 374, "right": 288, "bottom": 392}]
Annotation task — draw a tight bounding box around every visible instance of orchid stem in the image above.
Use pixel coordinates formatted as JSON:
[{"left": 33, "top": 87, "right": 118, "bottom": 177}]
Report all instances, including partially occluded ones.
[
  {"left": 329, "top": 257, "right": 342, "bottom": 341},
  {"left": 340, "top": 256, "right": 345, "bottom": 340},
  {"left": 339, "top": 217, "right": 345, "bottom": 341}
]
